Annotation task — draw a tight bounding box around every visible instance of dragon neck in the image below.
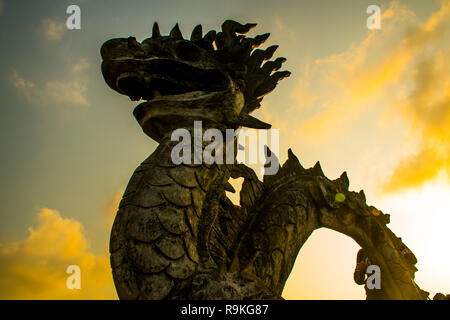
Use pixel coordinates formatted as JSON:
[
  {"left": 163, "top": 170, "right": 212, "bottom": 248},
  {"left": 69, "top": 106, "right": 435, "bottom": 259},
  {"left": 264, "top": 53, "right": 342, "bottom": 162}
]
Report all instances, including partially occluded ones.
[
  {"left": 232, "top": 167, "right": 426, "bottom": 299},
  {"left": 120, "top": 133, "right": 230, "bottom": 259}
]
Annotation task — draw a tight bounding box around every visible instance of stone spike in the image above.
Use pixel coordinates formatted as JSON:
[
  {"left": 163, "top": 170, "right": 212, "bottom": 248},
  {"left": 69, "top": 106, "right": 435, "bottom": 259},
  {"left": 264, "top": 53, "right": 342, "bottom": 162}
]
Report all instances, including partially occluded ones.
[
  {"left": 359, "top": 190, "right": 366, "bottom": 202},
  {"left": 191, "top": 24, "right": 202, "bottom": 41},
  {"left": 312, "top": 161, "right": 324, "bottom": 176},
  {"left": 249, "top": 49, "right": 268, "bottom": 69},
  {"left": 287, "top": 148, "right": 295, "bottom": 160},
  {"left": 152, "top": 22, "right": 161, "bottom": 38},
  {"left": 170, "top": 23, "right": 183, "bottom": 39},
  {"left": 203, "top": 30, "right": 216, "bottom": 43},
  {"left": 236, "top": 114, "right": 271, "bottom": 129},
  {"left": 287, "top": 149, "right": 304, "bottom": 168},
  {"left": 244, "top": 23, "right": 258, "bottom": 33},
  {"left": 263, "top": 45, "right": 279, "bottom": 60},
  {"left": 283, "top": 148, "right": 304, "bottom": 171},
  {"left": 251, "top": 33, "right": 270, "bottom": 48},
  {"left": 336, "top": 171, "right": 349, "bottom": 190},
  {"left": 260, "top": 57, "right": 287, "bottom": 77},
  {"left": 254, "top": 71, "right": 291, "bottom": 98}
]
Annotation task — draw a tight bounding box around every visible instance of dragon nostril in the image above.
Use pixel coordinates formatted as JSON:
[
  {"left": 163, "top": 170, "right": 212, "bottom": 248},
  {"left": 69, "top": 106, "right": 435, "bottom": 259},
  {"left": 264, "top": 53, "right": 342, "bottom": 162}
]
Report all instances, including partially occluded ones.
[{"left": 175, "top": 41, "right": 201, "bottom": 62}]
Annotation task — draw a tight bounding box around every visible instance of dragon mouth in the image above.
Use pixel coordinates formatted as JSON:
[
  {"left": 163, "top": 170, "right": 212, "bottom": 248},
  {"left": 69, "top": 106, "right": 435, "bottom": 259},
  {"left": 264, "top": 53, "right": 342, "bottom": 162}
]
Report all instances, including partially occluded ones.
[
  {"left": 117, "top": 75, "right": 197, "bottom": 101},
  {"left": 102, "top": 57, "right": 241, "bottom": 142},
  {"left": 109, "top": 58, "right": 230, "bottom": 102}
]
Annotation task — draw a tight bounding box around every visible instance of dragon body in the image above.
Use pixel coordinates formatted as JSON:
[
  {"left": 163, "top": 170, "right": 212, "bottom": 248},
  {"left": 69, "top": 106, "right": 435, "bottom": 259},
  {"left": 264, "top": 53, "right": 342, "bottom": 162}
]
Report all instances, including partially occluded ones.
[{"left": 101, "top": 20, "right": 430, "bottom": 299}]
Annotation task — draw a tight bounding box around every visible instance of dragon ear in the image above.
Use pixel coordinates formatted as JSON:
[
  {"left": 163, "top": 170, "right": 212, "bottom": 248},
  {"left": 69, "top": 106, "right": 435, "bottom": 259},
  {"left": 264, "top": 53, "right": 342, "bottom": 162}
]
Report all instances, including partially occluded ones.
[
  {"left": 170, "top": 23, "right": 183, "bottom": 39},
  {"left": 152, "top": 22, "right": 161, "bottom": 38}
]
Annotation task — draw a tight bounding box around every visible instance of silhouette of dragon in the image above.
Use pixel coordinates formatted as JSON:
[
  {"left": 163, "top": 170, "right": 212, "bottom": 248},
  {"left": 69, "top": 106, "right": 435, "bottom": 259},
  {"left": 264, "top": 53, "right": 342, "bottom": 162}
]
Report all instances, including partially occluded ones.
[{"left": 101, "top": 20, "right": 434, "bottom": 300}]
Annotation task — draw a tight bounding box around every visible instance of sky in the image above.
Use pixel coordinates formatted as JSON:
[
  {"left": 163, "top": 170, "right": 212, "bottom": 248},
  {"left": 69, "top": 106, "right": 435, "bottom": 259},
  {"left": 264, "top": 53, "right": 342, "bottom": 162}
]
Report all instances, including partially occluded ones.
[{"left": 0, "top": 0, "right": 448, "bottom": 299}]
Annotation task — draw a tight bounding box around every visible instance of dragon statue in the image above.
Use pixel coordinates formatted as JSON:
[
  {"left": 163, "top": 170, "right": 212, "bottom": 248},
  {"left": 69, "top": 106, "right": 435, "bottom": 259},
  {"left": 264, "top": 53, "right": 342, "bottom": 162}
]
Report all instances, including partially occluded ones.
[{"left": 100, "top": 20, "right": 440, "bottom": 300}]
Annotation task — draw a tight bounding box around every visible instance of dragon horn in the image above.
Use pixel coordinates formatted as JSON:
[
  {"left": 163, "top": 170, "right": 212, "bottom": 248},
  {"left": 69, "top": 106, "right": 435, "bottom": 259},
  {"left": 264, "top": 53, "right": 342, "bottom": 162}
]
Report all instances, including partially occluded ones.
[
  {"left": 170, "top": 23, "right": 183, "bottom": 39},
  {"left": 152, "top": 22, "right": 161, "bottom": 38},
  {"left": 191, "top": 24, "right": 202, "bottom": 41}
]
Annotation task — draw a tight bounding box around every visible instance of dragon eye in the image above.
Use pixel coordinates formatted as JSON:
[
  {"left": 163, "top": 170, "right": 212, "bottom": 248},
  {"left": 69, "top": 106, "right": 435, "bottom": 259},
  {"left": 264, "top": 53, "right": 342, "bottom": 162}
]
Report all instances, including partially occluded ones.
[{"left": 175, "top": 42, "right": 201, "bottom": 62}]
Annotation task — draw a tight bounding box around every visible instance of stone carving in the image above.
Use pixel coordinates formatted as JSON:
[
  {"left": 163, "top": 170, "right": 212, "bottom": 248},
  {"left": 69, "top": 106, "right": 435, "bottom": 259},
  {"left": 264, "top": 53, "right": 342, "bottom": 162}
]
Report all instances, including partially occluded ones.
[{"left": 101, "top": 20, "right": 439, "bottom": 299}]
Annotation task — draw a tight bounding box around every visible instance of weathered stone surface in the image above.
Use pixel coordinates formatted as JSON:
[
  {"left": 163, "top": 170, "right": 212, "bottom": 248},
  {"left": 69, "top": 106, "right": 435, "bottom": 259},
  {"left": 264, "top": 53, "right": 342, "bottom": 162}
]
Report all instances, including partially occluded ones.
[
  {"left": 138, "top": 273, "right": 174, "bottom": 299},
  {"left": 155, "top": 234, "right": 185, "bottom": 259},
  {"left": 168, "top": 165, "right": 198, "bottom": 188},
  {"left": 163, "top": 186, "right": 192, "bottom": 207},
  {"left": 102, "top": 20, "right": 436, "bottom": 301},
  {"left": 110, "top": 247, "right": 125, "bottom": 268},
  {"left": 166, "top": 254, "right": 196, "bottom": 279},
  {"left": 129, "top": 242, "right": 170, "bottom": 273},
  {"left": 158, "top": 206, "right": 188, "bottom": 234},
  {"left": 184, "top": 232, "right": 199, "bottom": 264},
  {"left": 126, "top": 209, "right": 164, "bottom": 242}
]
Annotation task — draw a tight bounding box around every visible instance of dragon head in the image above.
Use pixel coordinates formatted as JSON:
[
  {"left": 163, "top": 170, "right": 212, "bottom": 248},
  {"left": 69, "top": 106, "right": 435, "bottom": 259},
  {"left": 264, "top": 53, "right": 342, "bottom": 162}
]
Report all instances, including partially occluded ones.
[{"left": 101, "top": 20, "right": 290, "bottom": 142}]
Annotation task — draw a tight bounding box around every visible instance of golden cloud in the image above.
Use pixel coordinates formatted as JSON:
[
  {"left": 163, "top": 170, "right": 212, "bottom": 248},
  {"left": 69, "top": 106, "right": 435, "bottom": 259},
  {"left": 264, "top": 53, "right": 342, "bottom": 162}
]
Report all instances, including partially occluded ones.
[
  {"left": 383, "top": 50, "right": 450, "bottom": 192},
  {"left": 286, "top": 0, "right": 449, "bottom": 192},
  {"left": 41, "top": 19, "right": 65, "bottom": 41},
  {"left": 0, "top": 208, "right": 117, "bottom": 299},
  {"left": 295, "top": 1, "right": 432, "bottom": 141},
  {"left": 45, "top": 81, "right": 89, "bottom": 106},
  {"left": 11, "top": 70, "right": 90, "bottom": 107},
  {"left": 72, "top": 59, "right": 90, "bottom": 73}
]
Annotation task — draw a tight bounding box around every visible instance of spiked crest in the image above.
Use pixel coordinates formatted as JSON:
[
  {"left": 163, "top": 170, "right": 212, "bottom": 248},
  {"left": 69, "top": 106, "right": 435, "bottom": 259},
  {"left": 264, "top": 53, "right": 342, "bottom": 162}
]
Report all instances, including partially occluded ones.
[
  {"left": 101, "top": 20, "right": 290, "bottom": 141},
  {"left": 149, "top": 20, "right": 290, "bottom": 117}
]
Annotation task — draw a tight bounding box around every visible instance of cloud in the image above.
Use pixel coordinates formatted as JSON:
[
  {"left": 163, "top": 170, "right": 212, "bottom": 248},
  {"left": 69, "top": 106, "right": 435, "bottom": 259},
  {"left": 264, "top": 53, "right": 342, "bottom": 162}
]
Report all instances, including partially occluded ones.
[
  {"left": 383, "top": 50, "right": 450, "bottom": 192},
  {"left": 41, "top": 19, "right": 66, "bottom": 41},
  {"left": 285, "top": 0, "right": 449, "bottom": 192},
  {"left": 11, "top": 70, "right": 89, "bottom": 107},
  {"left": 0, "top": 208, "right": 116, "bottom": 299},
  {"left": 295, "top": 1, "right": 423, "bottom": 141},
  {"left": 11, "top": 70, "right": 36, "bottom": 102},
  {"left": 45, "top": 80, "right": 89, "bottom": 106},
  {"left": 72, "top": 59, "right": 90, "bottom": 73}
]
